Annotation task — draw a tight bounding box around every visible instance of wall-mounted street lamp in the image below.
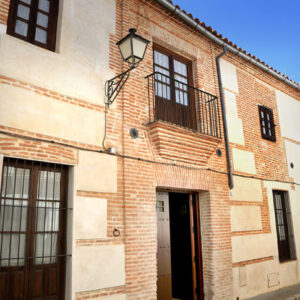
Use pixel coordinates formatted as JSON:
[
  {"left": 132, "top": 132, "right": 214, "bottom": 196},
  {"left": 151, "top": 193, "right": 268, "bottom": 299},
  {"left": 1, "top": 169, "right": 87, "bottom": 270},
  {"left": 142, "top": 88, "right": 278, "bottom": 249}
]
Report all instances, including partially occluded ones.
[{"left": 105, "top": 28, "right": 150, "bottom": 106}]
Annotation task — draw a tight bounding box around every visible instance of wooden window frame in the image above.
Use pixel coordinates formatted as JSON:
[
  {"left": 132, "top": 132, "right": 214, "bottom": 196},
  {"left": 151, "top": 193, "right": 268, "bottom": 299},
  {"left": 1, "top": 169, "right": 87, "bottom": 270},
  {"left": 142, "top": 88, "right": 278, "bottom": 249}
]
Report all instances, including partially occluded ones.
[
  {"left": 153, "top": 44, "right": 197, "bottom": 130},
  {"left": 273, "top": 190, "right": 296, "bottom": 262},
  {"left": 153, "top": 44, "right": 194, "bottom": 102},
  {"left": 0, "top": 158, "right": 68, "bottom": 299},
  {"left": 258, "top": 105, "right": 276, "bottom": 142},
  {"left": 7, "top": 0, "right": 59, "bottom": 51}
]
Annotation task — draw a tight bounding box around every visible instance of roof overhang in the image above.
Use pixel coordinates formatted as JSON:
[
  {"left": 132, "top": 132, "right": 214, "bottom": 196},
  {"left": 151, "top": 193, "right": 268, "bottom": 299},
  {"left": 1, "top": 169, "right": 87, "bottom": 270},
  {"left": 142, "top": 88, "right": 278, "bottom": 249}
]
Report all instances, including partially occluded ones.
[{"left": 154, "top": 0, "right": 300, "bottom": 91}]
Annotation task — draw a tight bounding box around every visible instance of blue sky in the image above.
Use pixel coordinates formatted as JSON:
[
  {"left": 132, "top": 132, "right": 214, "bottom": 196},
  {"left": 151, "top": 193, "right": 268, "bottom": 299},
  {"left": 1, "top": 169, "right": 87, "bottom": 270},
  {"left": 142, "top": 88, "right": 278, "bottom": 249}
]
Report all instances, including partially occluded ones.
[{"left": 173, "top": 0, "right": 300, "bottom": 83}]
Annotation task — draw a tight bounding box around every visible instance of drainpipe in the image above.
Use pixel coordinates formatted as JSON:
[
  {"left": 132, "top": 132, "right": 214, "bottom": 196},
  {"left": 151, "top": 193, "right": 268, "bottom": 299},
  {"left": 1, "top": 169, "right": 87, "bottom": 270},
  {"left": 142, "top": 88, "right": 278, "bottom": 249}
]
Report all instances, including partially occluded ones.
[{"left": 216, "top": 47, "right": 234, "bottom": 189}]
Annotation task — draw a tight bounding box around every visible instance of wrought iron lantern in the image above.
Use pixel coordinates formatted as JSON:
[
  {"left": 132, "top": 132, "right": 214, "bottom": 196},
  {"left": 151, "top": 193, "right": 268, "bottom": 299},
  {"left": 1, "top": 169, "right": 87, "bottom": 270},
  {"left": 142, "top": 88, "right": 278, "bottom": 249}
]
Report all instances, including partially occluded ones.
[
  {"left": 117, "top": 28, "right": 150, "bottom": 66},
  {"left": 105, "top": 28, "right": 150, "bottom": 105}
]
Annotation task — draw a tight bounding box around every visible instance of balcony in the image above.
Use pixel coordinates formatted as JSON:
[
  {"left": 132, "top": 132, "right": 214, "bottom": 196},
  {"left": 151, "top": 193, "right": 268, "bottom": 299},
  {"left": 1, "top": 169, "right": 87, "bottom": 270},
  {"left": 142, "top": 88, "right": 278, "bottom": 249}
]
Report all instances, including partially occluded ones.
[
  {"left": 146, "top": 72, "right": 221, "bottom": 138},
  {"left": 145, "top": 72, "right": 222, "bottom": 165}
]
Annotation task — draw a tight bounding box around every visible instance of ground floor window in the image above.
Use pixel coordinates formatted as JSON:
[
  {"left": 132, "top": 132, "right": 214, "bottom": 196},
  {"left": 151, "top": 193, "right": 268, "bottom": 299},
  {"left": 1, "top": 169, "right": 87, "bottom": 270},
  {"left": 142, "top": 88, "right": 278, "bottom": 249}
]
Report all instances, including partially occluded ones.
[
  {"left": 273, "top": 190, "right": 296, "bottom": 262},
  {"left": 0, "top": 157, "right": 68, "bottom": 299}
]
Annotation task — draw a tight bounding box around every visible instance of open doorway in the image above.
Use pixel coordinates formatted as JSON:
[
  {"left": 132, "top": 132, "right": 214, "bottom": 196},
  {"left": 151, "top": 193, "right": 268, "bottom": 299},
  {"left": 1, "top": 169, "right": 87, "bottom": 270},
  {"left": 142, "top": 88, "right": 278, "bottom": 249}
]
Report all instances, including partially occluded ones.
[{"left": 157, "top": 191, "right": 203, "bottom": 300}]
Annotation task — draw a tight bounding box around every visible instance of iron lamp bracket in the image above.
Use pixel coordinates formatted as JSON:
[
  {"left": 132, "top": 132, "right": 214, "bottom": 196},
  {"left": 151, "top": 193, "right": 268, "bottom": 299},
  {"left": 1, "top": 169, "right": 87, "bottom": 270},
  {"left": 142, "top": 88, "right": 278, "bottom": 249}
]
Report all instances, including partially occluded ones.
[{"left": 105, "top": 65, "right": 136, "bottom": 106}]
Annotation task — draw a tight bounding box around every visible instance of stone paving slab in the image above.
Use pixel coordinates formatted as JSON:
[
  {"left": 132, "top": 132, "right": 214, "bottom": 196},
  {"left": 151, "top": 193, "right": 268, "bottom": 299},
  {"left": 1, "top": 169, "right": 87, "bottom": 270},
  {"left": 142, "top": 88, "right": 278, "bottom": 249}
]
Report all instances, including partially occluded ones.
[{"left": 247, "top": 283, "right": 300, "bottom": 300}]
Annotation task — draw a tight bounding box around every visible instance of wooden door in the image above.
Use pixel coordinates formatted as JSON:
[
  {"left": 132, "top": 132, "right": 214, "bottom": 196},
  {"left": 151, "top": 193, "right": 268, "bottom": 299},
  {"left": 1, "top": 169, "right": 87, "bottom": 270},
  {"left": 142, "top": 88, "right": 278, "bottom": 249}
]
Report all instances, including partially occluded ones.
[
  {"left": 192, "top": 194, "right": 204, "bottom": 300},
  {"left": 173, "top": 58, "right": 196, "bottom": 130},
  {"left": 189, "top": 194, "right": 197, "bottom": 300},
  {"left": 157, "top": 192, "right": 204, "bottom": 300},
  {"left": 0, "top": 158, "right": 67, "bottom": 300},
  {"left": 157, "top": 192, "right": 172, "bottom": 300}
]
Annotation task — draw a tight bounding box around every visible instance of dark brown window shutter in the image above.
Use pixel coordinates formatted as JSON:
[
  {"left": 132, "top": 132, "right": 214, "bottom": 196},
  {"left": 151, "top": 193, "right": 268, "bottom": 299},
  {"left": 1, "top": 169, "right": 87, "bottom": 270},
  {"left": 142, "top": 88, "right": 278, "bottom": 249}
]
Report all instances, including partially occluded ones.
[
  {"left": 258, "top": 106, "right": 276, "bottom": 142},
  {"left": 273, "top": 190, "right": 296, "bottom": 262}
]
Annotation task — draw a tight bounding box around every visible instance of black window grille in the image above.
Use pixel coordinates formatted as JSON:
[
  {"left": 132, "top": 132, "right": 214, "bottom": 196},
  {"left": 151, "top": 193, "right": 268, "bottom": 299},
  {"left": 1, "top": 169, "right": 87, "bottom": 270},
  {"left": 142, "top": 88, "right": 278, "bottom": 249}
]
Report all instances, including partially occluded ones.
[
  {"left": 273, "top": 190, "right": 296, "bottom": 262},
  {"left": 0, "top": 157, "right": 70, "bottom": 299}
]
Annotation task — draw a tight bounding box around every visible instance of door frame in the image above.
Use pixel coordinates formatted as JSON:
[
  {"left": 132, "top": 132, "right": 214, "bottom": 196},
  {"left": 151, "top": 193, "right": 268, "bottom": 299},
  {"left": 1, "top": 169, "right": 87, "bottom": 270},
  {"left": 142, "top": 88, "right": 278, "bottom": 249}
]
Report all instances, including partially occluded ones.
[{"left": 156, "top": 190, "right": 204, "bottom": 300}]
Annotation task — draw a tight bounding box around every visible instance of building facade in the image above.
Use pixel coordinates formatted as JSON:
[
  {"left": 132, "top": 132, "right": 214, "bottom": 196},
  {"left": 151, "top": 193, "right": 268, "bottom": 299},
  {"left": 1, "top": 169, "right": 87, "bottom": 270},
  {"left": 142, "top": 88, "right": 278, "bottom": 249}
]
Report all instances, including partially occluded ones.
[{"left": 0, "top": 0, "right": 299, "bottom": 299}]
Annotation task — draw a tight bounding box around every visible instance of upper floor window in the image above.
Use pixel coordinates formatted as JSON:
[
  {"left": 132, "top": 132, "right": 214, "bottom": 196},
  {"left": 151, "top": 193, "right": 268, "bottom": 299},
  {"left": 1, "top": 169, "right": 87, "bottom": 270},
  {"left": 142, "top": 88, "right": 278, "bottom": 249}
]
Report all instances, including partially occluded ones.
[
  {"left": 153, "top": 45, "right": 196, "bottom": 130},
  {"left": 258, "top": 106, "right": 276, "bottom": 141},
  {"left": 273, "top": 190, "right": 296, "bottom": 262},
  {"left": 7, "top": 0, "right": 59, "bottom": 51}
]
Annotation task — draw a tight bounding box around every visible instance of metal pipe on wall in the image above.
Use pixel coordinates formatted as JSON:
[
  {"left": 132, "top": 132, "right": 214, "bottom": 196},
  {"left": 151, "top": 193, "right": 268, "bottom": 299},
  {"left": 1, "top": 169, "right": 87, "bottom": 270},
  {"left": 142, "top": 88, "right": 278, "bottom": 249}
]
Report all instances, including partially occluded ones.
[{"left": 216, "top": 47, "right": 234, "bottom": 189}]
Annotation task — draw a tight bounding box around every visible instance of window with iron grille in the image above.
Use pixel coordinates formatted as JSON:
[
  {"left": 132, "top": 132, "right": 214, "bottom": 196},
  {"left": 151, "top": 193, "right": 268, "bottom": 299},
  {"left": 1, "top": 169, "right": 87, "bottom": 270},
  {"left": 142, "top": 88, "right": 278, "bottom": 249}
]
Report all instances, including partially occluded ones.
[
  {"left": 0, "top": 157, "right": 68, "bottom": 299},
  {"left": 7, "top": 0, "right": 59, "bottom": 51},
  {"left": 273, "top": 190, "right": 296, "bottom": 262},
  {"left": 258, "top": 106, "right": 276, "bottom": 141}
]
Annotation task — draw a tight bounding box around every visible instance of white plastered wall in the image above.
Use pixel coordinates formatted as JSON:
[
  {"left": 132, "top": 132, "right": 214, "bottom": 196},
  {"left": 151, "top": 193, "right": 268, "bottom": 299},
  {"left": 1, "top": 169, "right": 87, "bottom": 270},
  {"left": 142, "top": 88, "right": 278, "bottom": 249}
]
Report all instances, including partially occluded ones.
[
  {"left": 220, "top": 60, "right": 245, "bottom": 145},
  {"left": 276, "top": 90, "right": 300, "bottom": 142},
  {"left": 285, "top": 140, "right": 300, "bottom": 183},
  {"left": 0, "top": 24, "right": 6, "bottom": 34},
  {"left": 76, "top": 151, "right": 117, "bottom": 193},
  {"left": 0, "top": 0, "right": 116, "bottom": 105},
  {"left": 231, "top": 206, "right": 262, "bottom": 232},
  {"left": 233, "top": 259, "right": 298, "bottom": 299},
  {"left": 73, "top": 244, "right": 125, "bottom": 294},
  {"left": 230, "top": 176, "right": 262, "bottom": 202},
  {"left": 232, "top": 148, "right": 256, "bottom": 174},
  {"left": 233, "top": 181, "right": 300, "bottom": 299},
  {"left": 74, "top": 197, "right": 107, "bottom": 239},
  {"left": 219, "top": 59, "right": 239, "bottom": 94},
  {"left": 232, "top": 233, "right": 276, "bottom": 264},
  {"left": 0, "top": 84, "right": 104, "bottom": 146},
  {"left": 276, "top": 89, "right": 300, "bottom": 184},
  {"left": 70, "top": 151, "right": 124, "bottom": 299},
  {"left": 0, "top": 0, "right": 125, "bottom": 298},
  {"left": 230, "top": 176, "right": 263, "bottom": 233}
]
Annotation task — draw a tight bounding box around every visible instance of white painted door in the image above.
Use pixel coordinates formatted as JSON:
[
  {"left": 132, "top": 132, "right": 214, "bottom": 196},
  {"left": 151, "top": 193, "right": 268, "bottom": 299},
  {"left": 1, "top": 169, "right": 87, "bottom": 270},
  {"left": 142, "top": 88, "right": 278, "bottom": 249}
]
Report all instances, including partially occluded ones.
[{"left": 157, "top": 191, "right": 172, "bottom": 300}]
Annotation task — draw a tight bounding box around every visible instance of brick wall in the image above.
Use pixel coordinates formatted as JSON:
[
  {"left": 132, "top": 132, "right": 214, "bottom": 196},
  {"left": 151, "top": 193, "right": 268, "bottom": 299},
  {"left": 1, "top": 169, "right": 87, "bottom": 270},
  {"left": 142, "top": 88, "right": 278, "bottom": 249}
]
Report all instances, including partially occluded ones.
[
  {"left": 115, "top": 0, "right": 233, "bottom": 298},
  {"left": 0, "top": 0, "right": 299, "bottom": 299},
  {"left": 0, "top": 0, "right": 9, "bottom": 25},
  {"left": 0, "top": 132, "right": 77, "bottom": 165},
  {"left": 114, "top": 0, "right": 299, "bottom": 298}
]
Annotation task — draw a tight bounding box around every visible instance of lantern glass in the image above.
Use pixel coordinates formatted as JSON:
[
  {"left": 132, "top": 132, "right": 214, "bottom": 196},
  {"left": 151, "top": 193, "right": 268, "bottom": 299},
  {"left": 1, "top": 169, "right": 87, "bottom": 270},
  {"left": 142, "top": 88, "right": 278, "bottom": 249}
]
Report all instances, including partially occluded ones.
[
  {"left": 117, "top": 28, "right": 149, "bottom": 66},
  {"left": 132, "top": 36, "right": 148, "bottom": 61},
  {"left": 118, "top": 36, "right": 132, "bottom": 62}
]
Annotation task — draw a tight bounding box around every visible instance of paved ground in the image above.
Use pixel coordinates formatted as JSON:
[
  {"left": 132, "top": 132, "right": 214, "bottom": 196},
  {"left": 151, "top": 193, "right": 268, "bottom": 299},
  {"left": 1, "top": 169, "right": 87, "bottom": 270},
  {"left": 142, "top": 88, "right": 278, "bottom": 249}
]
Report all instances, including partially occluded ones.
[{"left": 247, "top": 283, "right": 300, "bottom": 300}]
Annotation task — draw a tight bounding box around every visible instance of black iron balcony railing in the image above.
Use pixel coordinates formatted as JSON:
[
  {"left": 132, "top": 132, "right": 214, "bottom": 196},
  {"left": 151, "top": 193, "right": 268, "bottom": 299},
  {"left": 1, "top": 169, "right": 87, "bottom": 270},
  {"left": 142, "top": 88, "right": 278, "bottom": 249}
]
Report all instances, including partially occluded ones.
[{"left": 146, "top": 72, "right": 222, "bottom": 138}]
